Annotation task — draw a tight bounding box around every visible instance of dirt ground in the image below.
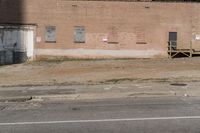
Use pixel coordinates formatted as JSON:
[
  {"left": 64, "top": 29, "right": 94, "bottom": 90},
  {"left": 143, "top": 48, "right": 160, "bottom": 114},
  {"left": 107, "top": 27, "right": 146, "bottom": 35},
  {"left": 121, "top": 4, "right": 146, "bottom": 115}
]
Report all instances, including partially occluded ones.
[{"left": 0, "top": 57, "right": 200, "bottom": 87}]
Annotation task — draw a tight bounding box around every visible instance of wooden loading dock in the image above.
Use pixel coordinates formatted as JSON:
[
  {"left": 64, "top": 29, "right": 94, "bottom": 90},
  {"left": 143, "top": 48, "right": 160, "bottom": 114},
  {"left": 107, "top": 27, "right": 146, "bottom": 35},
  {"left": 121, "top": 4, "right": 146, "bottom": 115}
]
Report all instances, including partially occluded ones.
[{"left": 168, "top": 41, "right": 200, "bottom": 58}]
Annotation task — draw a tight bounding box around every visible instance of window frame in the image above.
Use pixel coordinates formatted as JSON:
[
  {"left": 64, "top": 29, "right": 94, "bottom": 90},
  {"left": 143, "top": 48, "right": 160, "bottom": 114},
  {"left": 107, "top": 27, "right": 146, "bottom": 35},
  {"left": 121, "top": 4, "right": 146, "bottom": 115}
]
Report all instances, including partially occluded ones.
[
  {"left": 74, "top": 26, "right": 85, "bottom": 43},
  {"left": 45, "top": 26, "right": 56, "bottom": 43}
]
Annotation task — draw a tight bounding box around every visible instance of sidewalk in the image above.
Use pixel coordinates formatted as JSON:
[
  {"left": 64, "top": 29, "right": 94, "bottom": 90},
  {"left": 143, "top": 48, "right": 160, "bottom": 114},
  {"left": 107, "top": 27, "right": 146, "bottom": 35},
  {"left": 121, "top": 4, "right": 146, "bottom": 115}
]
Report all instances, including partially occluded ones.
[{"left": 0, "top": 81, "right": 200, "bottom": 102}]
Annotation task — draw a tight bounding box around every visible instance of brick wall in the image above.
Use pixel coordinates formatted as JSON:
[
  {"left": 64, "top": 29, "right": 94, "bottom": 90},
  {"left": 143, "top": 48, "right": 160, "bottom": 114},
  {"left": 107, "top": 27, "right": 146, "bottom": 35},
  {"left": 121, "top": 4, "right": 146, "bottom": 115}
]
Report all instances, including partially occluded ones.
[{"left": 0, "top": 0, "right": 200, "bottom": 58}]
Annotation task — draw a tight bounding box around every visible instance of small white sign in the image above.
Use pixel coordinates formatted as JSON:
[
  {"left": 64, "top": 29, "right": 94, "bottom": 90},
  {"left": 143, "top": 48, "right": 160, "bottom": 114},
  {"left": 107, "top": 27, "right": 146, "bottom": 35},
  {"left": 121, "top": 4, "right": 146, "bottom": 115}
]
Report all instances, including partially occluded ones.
[
  {"left": 36, "top": 37, "right": 42, "bottom": 43},
  {"left": 102, "top": 37, "right": 108, "bottom": 42},
  {"left": 195, "top": 35, "right": 200, "bottom": 41}
]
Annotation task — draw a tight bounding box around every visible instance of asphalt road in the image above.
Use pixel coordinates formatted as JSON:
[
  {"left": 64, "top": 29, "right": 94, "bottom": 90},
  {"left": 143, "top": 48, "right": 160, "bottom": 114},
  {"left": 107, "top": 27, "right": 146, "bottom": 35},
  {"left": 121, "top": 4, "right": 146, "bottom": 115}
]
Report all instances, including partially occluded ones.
[{"left": 1, "top": 97, "right": 200, "bottom": 133}]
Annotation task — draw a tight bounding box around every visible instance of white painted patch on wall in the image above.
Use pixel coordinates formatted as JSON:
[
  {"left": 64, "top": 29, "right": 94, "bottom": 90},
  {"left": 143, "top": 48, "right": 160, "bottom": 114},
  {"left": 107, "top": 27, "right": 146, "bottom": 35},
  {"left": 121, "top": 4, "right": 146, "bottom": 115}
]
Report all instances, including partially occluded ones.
[
  {"left": 35, "top": 49, "right": 166, "bottom": 58},
  {"left": 36, "top": 37, "right": 42, "bottom": 43},
  {"left": 26, "top": 30, "right": 34, "bottom": 58},
  {"left": 195, "top": 34, "right": 200, "bottom": 41}
]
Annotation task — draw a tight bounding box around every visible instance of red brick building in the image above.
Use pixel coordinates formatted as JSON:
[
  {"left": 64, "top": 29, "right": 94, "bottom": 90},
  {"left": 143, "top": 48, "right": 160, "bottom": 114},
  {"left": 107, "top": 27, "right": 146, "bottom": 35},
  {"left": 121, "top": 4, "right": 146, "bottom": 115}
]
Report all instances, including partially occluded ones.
[{"left": 0, "top": 0, "right": 200, "bottom": 63}]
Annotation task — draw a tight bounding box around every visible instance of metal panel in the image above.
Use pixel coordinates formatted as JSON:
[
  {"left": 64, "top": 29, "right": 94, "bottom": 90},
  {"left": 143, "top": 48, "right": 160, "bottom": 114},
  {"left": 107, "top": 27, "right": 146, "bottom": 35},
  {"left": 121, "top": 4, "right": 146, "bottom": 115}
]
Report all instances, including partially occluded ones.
[
  {"left": 5, "top": 50, "right": 13, "bottom": 64},
  {"left": 74, "top": 26, "right": 85, "bottom": 43},
  {"left": 0, "top": 29, "right": 3, "bottom": 50},
  {"left": 169, "top": 32, "right": 177, "bottom": 50},
  {"left": 2, "top": 29, "right": 24, "bottom": 50},
  {"left": 169, "top": 32, "right": 177, "bottom": 41},
  {"left": 0, "top": 26, "right": 34, "bottom": 64},
  {"left": 45, "top": 26, "right": 56, "bottom": 42}
]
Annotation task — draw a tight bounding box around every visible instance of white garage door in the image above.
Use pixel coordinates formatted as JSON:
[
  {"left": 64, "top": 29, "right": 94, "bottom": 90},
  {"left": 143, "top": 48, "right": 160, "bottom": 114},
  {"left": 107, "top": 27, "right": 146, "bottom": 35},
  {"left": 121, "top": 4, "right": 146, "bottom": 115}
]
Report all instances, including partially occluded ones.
[{"left": 0, "top": 26, "right": 34, "bottom": 59}]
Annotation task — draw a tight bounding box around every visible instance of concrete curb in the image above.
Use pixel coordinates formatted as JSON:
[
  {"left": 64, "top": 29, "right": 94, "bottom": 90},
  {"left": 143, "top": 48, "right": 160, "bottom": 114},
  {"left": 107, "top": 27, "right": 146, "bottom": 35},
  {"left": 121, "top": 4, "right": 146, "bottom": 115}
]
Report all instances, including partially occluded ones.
[
  {"left": 0, "top": 92, "right": 172, "bottom": 103},
  {"left": 0, "top": 88, "right": 200, "bottom": 102},
  {"left": 31, "top": 91, "right": 174, "bottom": 101},
  {"left": 1, "top": 91, "right": 199, "bottom": 103}
]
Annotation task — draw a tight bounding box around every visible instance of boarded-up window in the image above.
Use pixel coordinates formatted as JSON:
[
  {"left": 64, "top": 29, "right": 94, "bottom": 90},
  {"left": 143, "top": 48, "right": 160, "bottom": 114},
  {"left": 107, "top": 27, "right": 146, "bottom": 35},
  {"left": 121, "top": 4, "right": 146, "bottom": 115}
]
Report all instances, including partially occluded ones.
[
  {"left": 45, "top": 26, "right": 56, "bottom": 43},
  {"left": 108, "top": 26, "right": 119, "bottom": 44},
  {"left": 74, "top": 26, "right": 85, "bottom": 43},
  {"left": 135, "top": 27, "right": 147, "bottom": 44}
]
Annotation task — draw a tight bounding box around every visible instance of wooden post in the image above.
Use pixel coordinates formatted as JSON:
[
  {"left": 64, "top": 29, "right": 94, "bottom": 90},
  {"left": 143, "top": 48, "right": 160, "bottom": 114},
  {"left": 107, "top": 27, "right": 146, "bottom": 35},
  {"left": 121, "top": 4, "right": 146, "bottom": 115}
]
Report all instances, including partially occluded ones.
[
  {"left": 169, "top": 41, "right": 172, "bottom": 59},
  {"left": 190, "top": 40, "right": 192, "bottom": 58}
]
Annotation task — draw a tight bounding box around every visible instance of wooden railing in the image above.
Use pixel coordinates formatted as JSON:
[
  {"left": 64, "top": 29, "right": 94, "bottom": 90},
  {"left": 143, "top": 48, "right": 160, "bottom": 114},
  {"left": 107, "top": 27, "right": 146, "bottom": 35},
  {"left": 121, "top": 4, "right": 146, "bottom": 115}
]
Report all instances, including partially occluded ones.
[{"left": 168, "top": 41, "right": 194, "bottom": 58}]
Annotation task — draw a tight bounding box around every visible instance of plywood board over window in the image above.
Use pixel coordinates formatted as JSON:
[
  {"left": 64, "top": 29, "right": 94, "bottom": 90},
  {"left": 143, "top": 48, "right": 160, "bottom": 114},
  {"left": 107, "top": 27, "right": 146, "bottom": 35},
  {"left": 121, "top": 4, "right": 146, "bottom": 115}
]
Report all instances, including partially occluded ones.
[
  {"left": 108, "top": 26, "right": 119, "bottom": 44},
  {"left": 45, "top": 26, "right": 56, "bottom": 43}
]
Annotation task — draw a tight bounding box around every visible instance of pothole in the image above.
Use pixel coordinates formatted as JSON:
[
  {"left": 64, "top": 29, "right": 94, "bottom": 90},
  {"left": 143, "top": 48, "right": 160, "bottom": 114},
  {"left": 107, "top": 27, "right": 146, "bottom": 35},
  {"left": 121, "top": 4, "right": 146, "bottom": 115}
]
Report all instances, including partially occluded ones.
[
  {"left": 71, "top": 107, "right": 81, "bottom": 111},
  {"left": 0, "top": 105, "right": 7, "bottom": 111},
  {"left": 170, "top": 83, "right": 187, "bottom": 86},
  {"left": 0, "top": 96, "right": 32, "bottom": 103}
]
